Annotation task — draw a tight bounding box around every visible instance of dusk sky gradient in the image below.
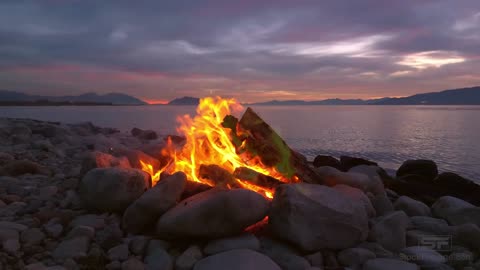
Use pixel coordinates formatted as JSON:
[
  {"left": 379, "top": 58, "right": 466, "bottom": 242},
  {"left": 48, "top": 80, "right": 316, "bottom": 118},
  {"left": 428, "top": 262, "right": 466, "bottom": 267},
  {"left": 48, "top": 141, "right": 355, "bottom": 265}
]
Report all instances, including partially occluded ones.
[{"left": 1, "top": 0, "right": 480, "bottom": 102}]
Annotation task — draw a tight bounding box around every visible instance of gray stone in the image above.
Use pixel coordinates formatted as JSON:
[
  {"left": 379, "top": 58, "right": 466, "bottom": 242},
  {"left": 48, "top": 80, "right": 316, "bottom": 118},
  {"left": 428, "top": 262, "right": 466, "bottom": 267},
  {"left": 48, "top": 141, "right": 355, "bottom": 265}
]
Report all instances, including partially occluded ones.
[
  {"left": 108, "top": 244, "right": 129, "bottom": 262},
  {"left": 394, "top": 196, "right": 431, "bottom": 217},
  {"left": 156, "top": 188, "right": 268, "bottom": 238},
  {"left": 269, "top": 183, "right": 369, "bottom": 251},
  {"left": 67, "top": 226, "right": 95, "bottom": 240},
  {"left": 52, "top": 237, "right": 90, "bottom": 260},
  {"left": 193, "top": 249, "right": 281, "bottom": 270},
  {"left": 305, "top": 251, "right": 323, "bottom": 267},
  {"left": 123, "top": 172, "right": 186, "bottom": 234},
  {"left": 432, "top": 196, "right": 476, "bottom": 223},
  {"left": 204, "top": 233, "right": 260, "bottom": 255},
  {"left": 3, "top": 238, "right": 20, "bottom": 254},
  {"left": 70, "top": 214, "right": 105, "bottom": 230},
  {"left": 409, "top": 216, "right": 450, "bottom": 234},
  {"left": 356, "top": 242, "right": 393, "bottom": 258},
  {"left": 337, "top": 247, "right": 376, "bottom": 267},
  {"left": 314, "top": 166, "right": 384, "bottom": 195},
  {"left": 20, "top": 228, "right": 45, "bottom": 245},
  {"left": 79, "top": 167, "right": 151, "bottom": 212},
  {"left": 80, "top": 151, "right": 131, "bottom": 177},
  {"left": 368, "top": 211, "right": 410, "bottom": 252},
  {"left": 106, "top": 261, "right": 121, "bottom": 270},
  {"left": 146, "top": 239, "right": 170, "bottom": 255},
  {"left": 0, "top": 228, "right": 19, "bottom": 242},
  {"left": 129, "top": 236, "right": 150, "bottom": 256},
  {"left": 175, "top": 245, "right": 203, "bottom": 270},
  {"left": 333, "top": 184, "right": 376, "bottom": 217},
  {"left": 452, "top": 223, "right": 480, "bottom": 250},
  {"left": 370, "top": 194, "right": 394, "bottom": 216},
  {"left": 260, "top": 237, "right": 311, "bottom": 270},
  {"left": 144, "top": 248, "right": 173, "bottom": 270},
  {"left": 363, "top": 258, "right": 419, "bottom": 270},
  {"left": 44, "top": 222, "right": 63, "bottom": 238},
  {"left": 447, "top": 246, "right": 474, "bottom": 269},
  {"left": 0, "top": 221, "right": 28, "bottom": 231},
  {"left": 25, "top": 263, "right": 47, "bottom": 270},
  {"left": 400, "top": 246, "right": 446, "bottom": 267},
  {"left": 122, "top": 258, "right": 145, "bottom": 270}
]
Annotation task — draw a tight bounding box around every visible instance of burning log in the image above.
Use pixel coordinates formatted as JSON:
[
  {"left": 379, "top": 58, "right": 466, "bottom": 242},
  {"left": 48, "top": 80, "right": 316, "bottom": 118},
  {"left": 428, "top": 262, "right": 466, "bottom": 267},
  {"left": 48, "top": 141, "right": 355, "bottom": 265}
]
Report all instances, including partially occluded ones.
[
  {"left": 236, "top": 107, "right": 322, "bottom": 184},
  {"left": 198, "top": 164, "right": 241, "bottom": 188},
  {"left": 233, "top": 167, "right": 284, "bottom": 189}
]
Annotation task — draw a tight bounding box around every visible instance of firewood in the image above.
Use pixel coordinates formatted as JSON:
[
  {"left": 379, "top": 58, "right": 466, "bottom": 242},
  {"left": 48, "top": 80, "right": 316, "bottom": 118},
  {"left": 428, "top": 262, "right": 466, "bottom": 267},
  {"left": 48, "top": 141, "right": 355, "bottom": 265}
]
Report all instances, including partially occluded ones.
[
  {"left": 237, "top": 107, "right": 322, "bottom": 184},
  {"left": 198, "top": 164, "right": 241, "bottom": 188},
  {"left": 233, "top": 167, "right": 284, "bottom": 189}
]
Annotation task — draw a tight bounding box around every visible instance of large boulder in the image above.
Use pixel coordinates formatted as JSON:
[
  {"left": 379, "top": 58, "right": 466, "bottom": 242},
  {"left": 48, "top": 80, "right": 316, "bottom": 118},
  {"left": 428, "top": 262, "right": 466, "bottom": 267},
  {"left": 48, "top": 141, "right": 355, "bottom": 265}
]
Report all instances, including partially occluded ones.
[
  {"left": 193, "top": 249, "right": 281, "bottom": 270},
  {"left": 123, "top": 172, "right": 186, "bottom": 234},
  {"left": 368, "top": 211, "right": 410, "bottom": 252},
  {"left": 314, "top": 166, "right": 384, "bottom": 195},
  {"left": 363, "top": 258, "right": 419, "bottom": 270},
  {"left": 340, "top": 156, "right": 377, "bottom": 171},
  {"left": 269, "top": 183, "right": 369, "bottom": 251},
  {"left": 396, "top": 160, "right": 438, "bottom": 180},
  {"left": 394, "top": 196, "right": 431, "bottom": 217},
  {"left": 156, "top": 188, "right": 269, "bottom": 238},
  {"left": 434, "top": 172, "right": 480, "bottom": 205},
  {"left": 312, "top": 155, "right": 341, "bottom": 169},
  {"left": 333, "top": 185, "right": 376, "bottom": 218},
  {"left": 79, "top": 167, "right": 151, "bottom": 212}
]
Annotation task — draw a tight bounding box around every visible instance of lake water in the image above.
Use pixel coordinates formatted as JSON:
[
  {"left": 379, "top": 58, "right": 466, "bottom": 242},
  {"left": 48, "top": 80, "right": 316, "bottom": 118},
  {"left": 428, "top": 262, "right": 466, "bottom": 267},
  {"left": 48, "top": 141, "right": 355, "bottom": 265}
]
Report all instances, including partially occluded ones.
[{"left": 1, "top": 105, "right": 479, "bottom": 181}]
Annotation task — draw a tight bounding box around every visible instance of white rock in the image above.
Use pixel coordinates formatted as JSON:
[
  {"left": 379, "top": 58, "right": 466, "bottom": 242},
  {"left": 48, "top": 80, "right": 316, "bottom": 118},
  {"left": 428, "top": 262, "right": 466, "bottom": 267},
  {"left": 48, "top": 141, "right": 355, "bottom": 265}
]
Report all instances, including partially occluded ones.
[
  {"left": 204, "top": 233, "right": 260, "bottom": 255},
  {"left": 193, "top": 249, "right": 281, "bottom": 270},
  {"left": 394, "top": 196, "right": 431, "bottom": 217},
  {"left": 269, "top": 183, "right": 369, "bottom": 251}
]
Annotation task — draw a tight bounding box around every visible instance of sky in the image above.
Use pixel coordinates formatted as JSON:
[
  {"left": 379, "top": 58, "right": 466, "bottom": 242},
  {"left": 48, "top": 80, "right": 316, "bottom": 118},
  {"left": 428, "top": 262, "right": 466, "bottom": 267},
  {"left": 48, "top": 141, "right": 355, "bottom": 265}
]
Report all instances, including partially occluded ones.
[{"left": 0, "top": 0, "right": 479, "bottom": 103}]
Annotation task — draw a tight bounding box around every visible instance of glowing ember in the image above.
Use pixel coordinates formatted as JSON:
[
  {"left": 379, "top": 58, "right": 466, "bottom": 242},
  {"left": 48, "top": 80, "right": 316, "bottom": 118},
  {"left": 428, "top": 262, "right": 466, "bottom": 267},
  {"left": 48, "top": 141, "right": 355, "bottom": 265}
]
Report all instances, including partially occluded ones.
[{"left": 140, "top": 96, "right": 294, "bottom": 198}]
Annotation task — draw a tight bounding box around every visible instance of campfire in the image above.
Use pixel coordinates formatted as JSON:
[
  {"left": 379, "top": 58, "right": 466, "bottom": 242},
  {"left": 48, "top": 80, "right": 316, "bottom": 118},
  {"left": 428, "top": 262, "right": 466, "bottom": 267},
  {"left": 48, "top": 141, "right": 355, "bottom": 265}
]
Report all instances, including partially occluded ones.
[{"left": 140, "top": 97, "right": 317, "bottom": 198}]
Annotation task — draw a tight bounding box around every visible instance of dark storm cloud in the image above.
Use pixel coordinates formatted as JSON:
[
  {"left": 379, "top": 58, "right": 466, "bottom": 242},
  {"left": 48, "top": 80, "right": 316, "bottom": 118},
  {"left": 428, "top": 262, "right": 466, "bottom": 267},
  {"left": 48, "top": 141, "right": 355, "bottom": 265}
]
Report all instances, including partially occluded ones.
[{"left": 0, "top": 0, "right": 479, "bottom": 101}]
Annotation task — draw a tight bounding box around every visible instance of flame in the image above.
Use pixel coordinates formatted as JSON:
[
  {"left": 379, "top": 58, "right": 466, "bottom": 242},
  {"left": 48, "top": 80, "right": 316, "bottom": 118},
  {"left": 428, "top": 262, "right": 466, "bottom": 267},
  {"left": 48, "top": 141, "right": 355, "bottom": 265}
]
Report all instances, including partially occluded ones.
[{"left": 140, "top": 96, "right": 293, "bottom": 198}]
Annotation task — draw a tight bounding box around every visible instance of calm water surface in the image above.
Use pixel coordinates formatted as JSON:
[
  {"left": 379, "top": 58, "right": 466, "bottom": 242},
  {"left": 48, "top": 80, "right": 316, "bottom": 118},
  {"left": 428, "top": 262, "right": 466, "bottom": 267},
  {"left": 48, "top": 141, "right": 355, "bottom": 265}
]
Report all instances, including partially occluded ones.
[{"left": 1, "top": 105, "right": 479, "bottom": 181}]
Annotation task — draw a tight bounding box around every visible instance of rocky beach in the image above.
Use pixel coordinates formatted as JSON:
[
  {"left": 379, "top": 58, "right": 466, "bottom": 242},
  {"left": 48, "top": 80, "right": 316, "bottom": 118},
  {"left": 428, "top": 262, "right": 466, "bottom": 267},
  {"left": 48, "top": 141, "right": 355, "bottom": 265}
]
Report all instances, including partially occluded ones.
[{"left": 0, "top": 117, "right": 479, "bottom": 270}]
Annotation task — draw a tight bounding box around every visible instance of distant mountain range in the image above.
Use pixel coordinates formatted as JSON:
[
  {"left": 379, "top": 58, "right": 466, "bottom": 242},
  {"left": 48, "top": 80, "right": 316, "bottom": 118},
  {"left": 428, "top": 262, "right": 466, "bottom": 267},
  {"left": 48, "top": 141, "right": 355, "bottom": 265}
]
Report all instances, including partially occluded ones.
[
  {"left": 2, "top": 86, "right": 479, "bottom": 106},
  {"left": 0, "top": 90, "right": 147, "bottom": 105}
]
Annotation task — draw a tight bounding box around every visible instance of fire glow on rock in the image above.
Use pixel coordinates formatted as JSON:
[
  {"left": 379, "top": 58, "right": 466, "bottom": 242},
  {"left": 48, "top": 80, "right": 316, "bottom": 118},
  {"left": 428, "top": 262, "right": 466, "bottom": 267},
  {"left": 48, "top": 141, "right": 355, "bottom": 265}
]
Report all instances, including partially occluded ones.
[{"left": 140, "top": 96, "right": 299, "bottom": 199}]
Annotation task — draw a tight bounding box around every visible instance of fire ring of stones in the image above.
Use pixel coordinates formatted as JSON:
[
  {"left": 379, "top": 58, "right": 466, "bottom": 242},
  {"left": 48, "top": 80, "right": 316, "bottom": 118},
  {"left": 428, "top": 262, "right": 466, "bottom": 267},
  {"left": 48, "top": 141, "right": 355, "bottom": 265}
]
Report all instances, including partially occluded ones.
[{"left": 0, "top": 99, "right": 479, "bottom": 269}]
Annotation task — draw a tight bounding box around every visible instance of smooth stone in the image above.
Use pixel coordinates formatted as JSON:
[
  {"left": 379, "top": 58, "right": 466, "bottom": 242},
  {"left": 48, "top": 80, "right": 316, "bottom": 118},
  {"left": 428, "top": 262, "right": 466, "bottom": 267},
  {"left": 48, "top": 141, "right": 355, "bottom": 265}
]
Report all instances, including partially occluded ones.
[
  {"left": 356, "top": 242, "right": 394, "bottom": 258},
  {"left": 156, "top": 188, "right": 269, "bottom": 238},
  {"left": 67, "top": 226, "right": 95, "bottom": 240},
  {"left": 432, "top": 196, "right": 480, "bottom": 226},
  {"left": 448, "top": 246, "right": 474, "bottom": 269},
  {"left": 452, "top": 224, "right": 480, "bottom": 250},
  {"left": 193, "top": 249, "right": 281, "bottom": 270},
  {"left": 20, "top": 228, "right": 45, "bottom": 245},
  {"left": 337, "top": 247, "right": 376, "bottom": 267},
  {"left": 314, "top": 166, "right": 383, "bottom": 195},
  {"left": 368, "top": 211, "right": 410, "bottom": 252},
  {"left": 340, "top": 156, "right": 378, "bottom": 171},
  {"left": 305, "top": 251, "right": 323, "bottom": 267},
  {"left": 44, "top": 223, "right": 63, "bottom": 238},
  {"left": 312, "top": 155, "right": 341, "bottom": 169},
  {"left": 175, "top": 245, "right": 203, "bottom": 270},
  {"left": 80, "top": 151, "right": 131, "bottom": 177},
  {"left": 144, "top": 248, "right": 173, "bottom": 270},
  {"left": 52, "top": 237, "right": 90, "bottom": 260},
  {"left": 370, "top": 194, "right": 394, "bottom": 216},
  {"left": 333, "top": 184, "right": 376, "bottom": 218},
  {"left": 363, "top": 258, "right": 419, "bottom": 270},
  {"left": 79, "top": 167, "right": 150, "bottom": 212},
  {"left": 70, "top": 214, "right": 105, "bottom": 230},
  {"left": 269, "top": 183, "right": 369, "bottom": 251},
  {"left": 204, "top": 233, "right": 260, "bottom": 255},
  {"left": 129, "top": 236, "right": 151, "bottom": 256},
  {"left": 122, "top": 257, "right": 145, "bottom": 270},
  {"left": 259, "top": 237, "right": 311, "bottom": 270},
  {"left": 409, "top": 216, "right": 450, "bottom": 234},
  {"left": 394, "top": 196, "right": 431, "bottom": 217},
  {"left": 108, "top": 244, "right": 129, "bottom": 261},
  {"left": 0, "top": 228, "right": 19, "bottom": 242},
  {"left": 3, "top": 238, "right": 20, "bottom": 254},
  {"left": 123, "top": 172, "right": 186, "bottom": 234}
]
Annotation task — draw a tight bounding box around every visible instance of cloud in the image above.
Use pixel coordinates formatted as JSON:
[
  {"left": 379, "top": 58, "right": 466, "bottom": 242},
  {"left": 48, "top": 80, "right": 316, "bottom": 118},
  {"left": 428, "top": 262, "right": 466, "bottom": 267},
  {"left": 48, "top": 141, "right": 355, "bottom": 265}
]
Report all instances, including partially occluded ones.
[{"left": 0, "top": 0, "right": 479, "bottom": 101}]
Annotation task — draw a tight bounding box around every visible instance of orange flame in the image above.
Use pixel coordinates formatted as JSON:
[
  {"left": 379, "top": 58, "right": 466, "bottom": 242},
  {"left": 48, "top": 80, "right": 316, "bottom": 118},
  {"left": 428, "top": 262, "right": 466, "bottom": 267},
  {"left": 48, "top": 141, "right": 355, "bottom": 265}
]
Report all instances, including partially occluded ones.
[{"left": 140, "top": 97, "right": 290, "bottom": 199}]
